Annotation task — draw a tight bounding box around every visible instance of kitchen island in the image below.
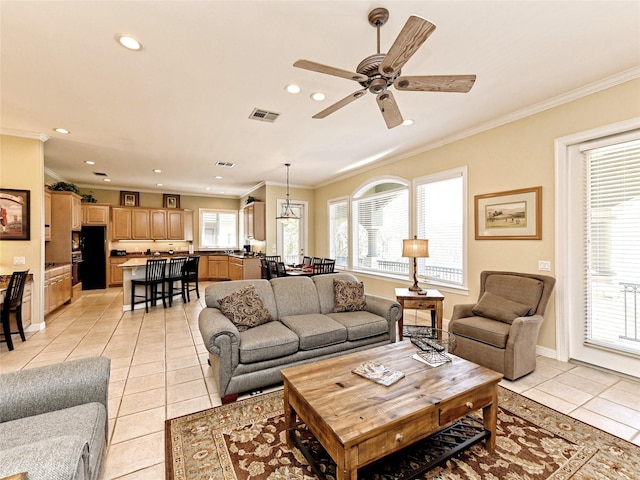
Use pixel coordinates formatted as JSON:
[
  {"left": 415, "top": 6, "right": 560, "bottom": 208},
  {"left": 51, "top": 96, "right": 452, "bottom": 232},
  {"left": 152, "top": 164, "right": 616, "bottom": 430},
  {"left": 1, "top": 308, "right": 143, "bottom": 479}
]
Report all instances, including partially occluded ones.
[{"left": 118, "top": 257, "right": 169, "bottom": 311}]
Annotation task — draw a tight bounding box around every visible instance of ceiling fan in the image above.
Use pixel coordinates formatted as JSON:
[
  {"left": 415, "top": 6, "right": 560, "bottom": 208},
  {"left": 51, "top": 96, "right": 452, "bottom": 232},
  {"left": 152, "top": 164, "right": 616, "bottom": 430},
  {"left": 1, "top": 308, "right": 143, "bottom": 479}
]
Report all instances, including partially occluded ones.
[{"left": 294, "top": 7, "right": 476, "bottom": 129}]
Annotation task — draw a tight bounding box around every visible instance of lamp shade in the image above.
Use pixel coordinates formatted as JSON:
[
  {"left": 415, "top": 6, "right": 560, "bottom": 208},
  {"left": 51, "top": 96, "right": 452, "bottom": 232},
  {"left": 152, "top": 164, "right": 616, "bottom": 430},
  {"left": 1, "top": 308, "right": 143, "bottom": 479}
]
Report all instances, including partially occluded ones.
[{"left": 402, "top": 237, "right": 429, "bottom": 258}]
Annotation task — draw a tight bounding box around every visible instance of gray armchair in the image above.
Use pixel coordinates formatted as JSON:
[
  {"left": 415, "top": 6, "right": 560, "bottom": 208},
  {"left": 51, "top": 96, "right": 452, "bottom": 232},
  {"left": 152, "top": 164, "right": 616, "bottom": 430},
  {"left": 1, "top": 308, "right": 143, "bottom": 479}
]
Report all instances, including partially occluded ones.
[
  {"left": 0, "top": 357, "right": 110, "bottom": 480},
  {"left": 448, "top": 271, "right": 555, "bottom": 380}
]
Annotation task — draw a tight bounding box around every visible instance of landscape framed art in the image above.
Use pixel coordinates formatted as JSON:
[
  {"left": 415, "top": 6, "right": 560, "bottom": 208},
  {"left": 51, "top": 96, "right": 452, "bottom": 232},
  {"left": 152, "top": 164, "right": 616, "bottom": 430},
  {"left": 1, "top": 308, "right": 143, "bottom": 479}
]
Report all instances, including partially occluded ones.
[{"left": 475, "top": 186, "right": 541, "bottom": 240}]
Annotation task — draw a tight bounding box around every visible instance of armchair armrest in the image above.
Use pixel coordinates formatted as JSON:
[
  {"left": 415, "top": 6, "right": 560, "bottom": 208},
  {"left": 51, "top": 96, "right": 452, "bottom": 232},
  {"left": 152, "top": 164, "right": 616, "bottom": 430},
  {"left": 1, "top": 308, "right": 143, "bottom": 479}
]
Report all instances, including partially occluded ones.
[
  {"left": 451, "top": 303, "right": 475, "bottom": 321},
  {"left": 365, "top": 294, "right": 402, "bottom": 342},
  {"left": 0, "top": 357, "right": 110, "bottom": 425}
]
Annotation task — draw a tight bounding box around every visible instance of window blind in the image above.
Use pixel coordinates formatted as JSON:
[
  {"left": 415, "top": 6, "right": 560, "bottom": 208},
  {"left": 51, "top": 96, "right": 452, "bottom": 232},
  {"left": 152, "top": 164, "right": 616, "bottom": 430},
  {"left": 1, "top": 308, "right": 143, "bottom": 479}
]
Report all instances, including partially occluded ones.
[{"left": 584, "top": 138, "right": 640, "bottom": 355}]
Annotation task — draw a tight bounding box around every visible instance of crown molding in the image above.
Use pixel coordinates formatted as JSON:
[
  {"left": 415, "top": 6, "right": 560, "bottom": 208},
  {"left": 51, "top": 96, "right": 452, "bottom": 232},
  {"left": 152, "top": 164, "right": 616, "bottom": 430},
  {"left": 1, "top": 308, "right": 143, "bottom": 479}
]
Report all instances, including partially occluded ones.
[{"left": 1, "top": 128, "right": 49, "bottom": 142}]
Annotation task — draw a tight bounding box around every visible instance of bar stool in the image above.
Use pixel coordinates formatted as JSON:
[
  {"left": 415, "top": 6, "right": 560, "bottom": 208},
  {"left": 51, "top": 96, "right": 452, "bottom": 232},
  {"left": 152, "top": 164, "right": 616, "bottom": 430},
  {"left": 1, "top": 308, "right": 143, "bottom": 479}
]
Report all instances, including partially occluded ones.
[
  {"left": 131, "top": 258, "right": 167, "bottom": 312},
  {"left": 181, "top": 256, "right": 200, "bottom": 302},
  {"left": 1, "top": 270, "right": 29, "bottom": 351},
  {"left": 166, "top": 257, "right": 187, "bottom": 306}
]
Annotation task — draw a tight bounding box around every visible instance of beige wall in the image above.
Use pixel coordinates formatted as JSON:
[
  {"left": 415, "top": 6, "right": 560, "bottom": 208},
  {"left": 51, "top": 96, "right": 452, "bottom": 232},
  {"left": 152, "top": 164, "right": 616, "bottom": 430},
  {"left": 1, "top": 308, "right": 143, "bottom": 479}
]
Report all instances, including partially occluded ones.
[
  {"left": 1, "top": 134, "right": 45, "bottom": 328},
  {"left": 313, "top": 78, "right": 640, "bottom": 353}
]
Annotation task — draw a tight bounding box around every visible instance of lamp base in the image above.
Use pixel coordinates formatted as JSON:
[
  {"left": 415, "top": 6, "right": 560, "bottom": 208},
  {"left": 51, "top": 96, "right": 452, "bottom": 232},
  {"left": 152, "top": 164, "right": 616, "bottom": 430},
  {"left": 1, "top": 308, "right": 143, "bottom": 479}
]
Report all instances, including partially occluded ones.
[{"left": 408, "top": 284, "right": 422, "bottom": 292}]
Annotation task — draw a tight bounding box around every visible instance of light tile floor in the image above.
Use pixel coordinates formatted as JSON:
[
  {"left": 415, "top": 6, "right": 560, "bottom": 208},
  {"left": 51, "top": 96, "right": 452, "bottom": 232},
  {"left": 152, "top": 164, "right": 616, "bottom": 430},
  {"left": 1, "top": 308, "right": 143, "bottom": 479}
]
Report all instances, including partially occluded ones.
[{"left": 1, "top": 286, "right": 639, "bottom": 478}]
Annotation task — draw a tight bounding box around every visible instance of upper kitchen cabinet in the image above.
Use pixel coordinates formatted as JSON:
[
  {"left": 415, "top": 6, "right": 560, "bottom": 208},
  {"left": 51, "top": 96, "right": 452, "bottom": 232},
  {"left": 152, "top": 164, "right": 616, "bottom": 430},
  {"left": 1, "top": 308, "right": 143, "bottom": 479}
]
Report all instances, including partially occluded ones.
[
  {"left": 131, "top": 208, "right": 150, "bottom": 240},
  {"left": 82, "top": 204, "right": 110, "bottom": 225},
  {"left": 44, "top": 190, "right": 51, "bottom": 241},
  {"left": 46, "top": 191, "right": 82, "bottom": 263},
  {"left": 150, "top": 209, "right": 167, "bottom": 239},
  {"left": 167, "top": 210, "right": 184, "bottom": 240},
  {"left": 111, "top": 207, "right": 132, "bottom": 240},
  {"left": 244, "top": 201, "right": 265, "bottom": 241},
  {"left": 111, "top": 206, "right": 192, "bottom": 241},
  {"left": 71, "top": 195, "right": 82, "bottom": 231}
]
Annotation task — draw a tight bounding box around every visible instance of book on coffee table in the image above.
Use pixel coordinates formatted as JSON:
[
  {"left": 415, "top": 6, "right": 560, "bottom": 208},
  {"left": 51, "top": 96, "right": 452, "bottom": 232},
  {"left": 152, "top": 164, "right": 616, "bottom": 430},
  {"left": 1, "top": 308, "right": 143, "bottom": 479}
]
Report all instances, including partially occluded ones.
[{"left": 352, "top": 361, "right": 405, "bottom": 386}]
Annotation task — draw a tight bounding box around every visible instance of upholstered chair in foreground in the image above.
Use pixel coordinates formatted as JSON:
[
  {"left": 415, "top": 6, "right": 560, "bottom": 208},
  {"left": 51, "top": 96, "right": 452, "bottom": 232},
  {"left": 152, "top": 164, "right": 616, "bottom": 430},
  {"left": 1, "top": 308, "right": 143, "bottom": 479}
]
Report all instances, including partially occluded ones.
[{"left": 448, "top": 271, "right": 555, "bottom": 380}]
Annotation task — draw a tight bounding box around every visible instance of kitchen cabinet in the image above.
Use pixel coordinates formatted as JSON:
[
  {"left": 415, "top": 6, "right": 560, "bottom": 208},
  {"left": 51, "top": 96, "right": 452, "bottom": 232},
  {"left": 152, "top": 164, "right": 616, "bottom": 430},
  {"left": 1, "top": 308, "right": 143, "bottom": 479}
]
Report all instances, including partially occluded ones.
[
  {"left": 198, "top": 254, "right": 208, "bottom": 280},
  {"left": 167, "top": 210, "right": 184, "bottom": 240},
  {"left": 244, "top": 202, "right": 265, "bottom": 241},
  {"left": 132, "top": 209, "right": 150, "bottom": 239},
  {"left": 208, "top": 256, "right": 229, "bottom": 279},
  {"left": 44, "top": 190, "right": 51, "bottom": 241},
  {"left": 109, "top": 257, "right": 128, "bottom": 287},
  {"left": 44, "top": 265, "right": 72, "bottom": 315},
  {"left": 228, "top": 256, "right": 260, "bottom": 280},
  {"left": 111, "top": 207, "right": 132, "bottom": 240},
  {"left": 71, "top": 195, "right": 82, "bottom": 231},
  {"left": 46, "top": 191, "right": 81, "bottom": 264},
  {"left": 82, "top": 204, "right": 110, "bottom": 225},
  {"left": 183, "top": 210, "right": 194, "bottom": 241},
  {"left": 150, "top": 209, "right": 167, "bottom": 239}
]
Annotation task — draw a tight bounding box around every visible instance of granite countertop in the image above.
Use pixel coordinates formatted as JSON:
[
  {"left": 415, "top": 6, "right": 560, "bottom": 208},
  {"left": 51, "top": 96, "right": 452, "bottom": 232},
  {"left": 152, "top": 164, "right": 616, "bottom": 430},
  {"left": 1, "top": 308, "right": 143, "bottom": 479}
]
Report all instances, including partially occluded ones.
[{"left": 0, "top": 273, "right": 34, "bottom": 290}]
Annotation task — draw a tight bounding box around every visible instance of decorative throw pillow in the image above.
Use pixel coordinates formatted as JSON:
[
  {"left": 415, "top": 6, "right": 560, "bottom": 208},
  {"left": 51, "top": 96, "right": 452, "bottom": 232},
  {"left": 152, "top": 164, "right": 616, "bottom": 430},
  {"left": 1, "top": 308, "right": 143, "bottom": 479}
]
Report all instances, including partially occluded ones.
[
  {"left": 333, "top": 279, "right": 367, "bottom": 313},
  {"left": 472, "top": 291, "right": 531, "bottom": 324},
  {"left": 218, "top": 285, "right": 272, "bottom": 331}
]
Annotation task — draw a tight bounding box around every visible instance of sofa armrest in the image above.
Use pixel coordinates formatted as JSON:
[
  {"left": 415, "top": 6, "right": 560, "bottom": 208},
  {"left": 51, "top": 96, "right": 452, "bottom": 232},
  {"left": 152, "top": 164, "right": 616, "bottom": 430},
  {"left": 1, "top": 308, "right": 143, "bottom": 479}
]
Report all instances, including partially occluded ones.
[
  {"left": 365, "top": 294, "right": 402, "bottom": 342},
  {"left": 451, "top": 303, "right": 475, "bottom": 321},
  {"left": 0, "top": 357, "right": 110, "bottom": 425}
]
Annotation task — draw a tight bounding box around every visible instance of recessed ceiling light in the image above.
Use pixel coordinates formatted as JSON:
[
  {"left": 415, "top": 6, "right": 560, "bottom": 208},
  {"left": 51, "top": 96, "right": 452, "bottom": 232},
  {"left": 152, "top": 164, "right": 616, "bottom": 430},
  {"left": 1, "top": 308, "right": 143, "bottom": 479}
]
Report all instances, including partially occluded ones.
[
  {"left": 285, "top": 84, "right": 301, "bottom": 94},
  {"left": 54, "top": 128, "right": 70, "bottom": 134},
  {"left": 85, "top": 160, "right": 95, "bottom": 165},
  {"left": 153, "top": 169, "right": 161, "bottom": 173},
  {"left": 402, "top": 119, "right": 414, "bottom": 126},
  {"left": 214, "top": 176, "right": 223, "bottom": 180},
  {"left": 310, "top": 92, "right": 326, "bottom": 101},
  {"left": 156, "top": 183, "right": 163, "bottom": 187},
  {"left": 103, "top": 178, "right": 111, "bottom": 182},
  {"left": 205, "top": 187, "right": 211, "bottom": 191},
  {"left": 115, "top": 34, "right": 142, "bottom": 51}
]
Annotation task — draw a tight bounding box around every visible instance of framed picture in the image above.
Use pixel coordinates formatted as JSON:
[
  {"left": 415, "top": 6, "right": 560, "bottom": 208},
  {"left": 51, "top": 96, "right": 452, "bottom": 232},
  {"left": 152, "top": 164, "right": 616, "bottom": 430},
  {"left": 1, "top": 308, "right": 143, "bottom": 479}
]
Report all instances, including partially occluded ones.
[
  {"left": 0, "top": 188, "right": 30, "bottom": 240},
  {"left": 475, "top": 186, "right": 542, "bottom": 240},
  {"left": 120, "top": 191, "right": 139, "bottom": 207},
  {"left": 163, "top": 194, "right": 180, "bottom": 209}
]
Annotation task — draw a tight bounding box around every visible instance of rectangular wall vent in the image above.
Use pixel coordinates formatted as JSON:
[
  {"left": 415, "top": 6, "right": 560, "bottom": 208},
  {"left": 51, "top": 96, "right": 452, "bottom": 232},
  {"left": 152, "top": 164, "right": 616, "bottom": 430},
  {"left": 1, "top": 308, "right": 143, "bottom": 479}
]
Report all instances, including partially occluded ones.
[
  {"left": 249, "top": 108, "right": 280, "bottom": 123},
  {"left": 93, "top": 172, "right": 108, "bottom": 176},
  {"left": 215, "top": 161, "right": 235, "bottom": 168}
]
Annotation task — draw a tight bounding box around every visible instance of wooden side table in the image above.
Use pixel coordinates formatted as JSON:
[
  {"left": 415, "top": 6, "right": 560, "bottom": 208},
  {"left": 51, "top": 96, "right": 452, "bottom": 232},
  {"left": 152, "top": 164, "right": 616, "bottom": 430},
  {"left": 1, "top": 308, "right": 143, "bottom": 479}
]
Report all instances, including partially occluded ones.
[{"left": 395, "top": 288, "right": 445, "bottom": 341}]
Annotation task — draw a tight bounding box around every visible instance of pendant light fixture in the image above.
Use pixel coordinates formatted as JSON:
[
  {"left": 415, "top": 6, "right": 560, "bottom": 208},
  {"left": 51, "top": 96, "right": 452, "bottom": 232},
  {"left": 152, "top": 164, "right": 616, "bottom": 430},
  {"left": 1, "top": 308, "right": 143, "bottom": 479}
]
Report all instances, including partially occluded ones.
[{"left": 276, "top": 163, "right": 300, "bottom": 224}]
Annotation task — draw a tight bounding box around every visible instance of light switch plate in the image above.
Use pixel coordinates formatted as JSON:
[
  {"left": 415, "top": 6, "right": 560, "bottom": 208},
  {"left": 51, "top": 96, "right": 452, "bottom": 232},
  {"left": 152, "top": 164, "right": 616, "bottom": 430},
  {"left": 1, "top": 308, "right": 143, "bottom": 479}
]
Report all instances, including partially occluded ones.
[
  {"left": 538, "top": 260, "right": 551, "bottom": 271},
  {"left": 13, "top": 256, "right": 26, "bottom": 265}
]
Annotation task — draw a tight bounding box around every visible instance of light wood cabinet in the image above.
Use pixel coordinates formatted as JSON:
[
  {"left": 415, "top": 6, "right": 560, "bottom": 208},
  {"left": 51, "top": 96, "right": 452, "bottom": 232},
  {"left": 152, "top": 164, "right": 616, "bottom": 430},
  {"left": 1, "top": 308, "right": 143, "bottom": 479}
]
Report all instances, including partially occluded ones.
[
  {"left": 109, "top": 257, "right": 128, "bottom": 287},
  {"left": 208, "top": 256, "right": 229, "bottom": 279},
  {"left": 82, "top": 204, "right": 110, "bottom": 225},
  {"left": 132, "top": 209, "right": 150, "bottom": 239},
  {"left": 71, "top": 195, "right": 82, "bottom": 231},
  {"left": 183, "top": 210, "right": 194, "bottom": 241},
  {"left": 44, "top": 265, "right": 71, "bottom": 315},
  {"left": 111, "top": 207, "right": 132, "bottom": 240},
  {"left": 228, "top": 256, "right": 261, "bottom": 280},
  {"left": 244, "top": 202, "right": 265, "bottom": 241},
  {"left": 150, "top": 209, "right": 167, "bottom": 239},
  {"left": 167, "top": 210, "right": 184, "bottom": 240},
  {"left": 198, "top": 255, "right": 209, "bottom": 280},
  {"left": 44, "top": 190, "right": 51, "bottom": 241},
  {"left": 46, "top": 191, "right": 81, "bottom": 264}
]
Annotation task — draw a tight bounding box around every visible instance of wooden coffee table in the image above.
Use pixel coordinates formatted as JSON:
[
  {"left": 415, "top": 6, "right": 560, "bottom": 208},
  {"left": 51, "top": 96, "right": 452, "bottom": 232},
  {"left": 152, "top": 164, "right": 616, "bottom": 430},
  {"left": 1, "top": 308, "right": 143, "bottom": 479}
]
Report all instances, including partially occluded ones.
[{"left": 282, "top": 342, "right": 503, "bottom": 480}]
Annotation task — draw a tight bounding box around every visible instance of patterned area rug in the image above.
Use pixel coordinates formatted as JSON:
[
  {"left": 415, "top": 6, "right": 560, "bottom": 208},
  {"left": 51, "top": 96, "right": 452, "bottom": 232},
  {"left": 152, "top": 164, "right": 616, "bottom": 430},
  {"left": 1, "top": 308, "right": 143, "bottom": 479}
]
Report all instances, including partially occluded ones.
[{"left": 165, "top": 387, "right": 640, "bottom": 480}]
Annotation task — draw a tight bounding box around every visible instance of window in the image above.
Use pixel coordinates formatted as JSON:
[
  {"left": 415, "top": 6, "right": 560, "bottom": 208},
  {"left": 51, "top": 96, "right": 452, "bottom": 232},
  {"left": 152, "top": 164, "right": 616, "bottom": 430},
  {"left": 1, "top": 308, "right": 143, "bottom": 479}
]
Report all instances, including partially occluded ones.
[
  {"left": 415, "top": 168, "right": 466, "bottom": 287},
  {"left": 329, "top": 199, "right": 349, "bottom": 268},
  {"left": 276, "top": 201, "right": 307, "bottom": 264},
  {"left": 352, "top": 179, "right": 409, "bottom": 274},
  {"left": 199, "top": 209, "right": 237, "bottom": 248}
]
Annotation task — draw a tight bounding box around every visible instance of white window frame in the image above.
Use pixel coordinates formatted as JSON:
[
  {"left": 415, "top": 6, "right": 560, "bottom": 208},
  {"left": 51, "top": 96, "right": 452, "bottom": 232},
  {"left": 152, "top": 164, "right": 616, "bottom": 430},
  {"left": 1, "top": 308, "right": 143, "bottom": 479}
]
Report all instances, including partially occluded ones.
[
  {"left": 198, "top": 208, "right": 238, "bottom": 249},
  {"left": 328, "top": 196, "right": 349, "bottom": 269}
]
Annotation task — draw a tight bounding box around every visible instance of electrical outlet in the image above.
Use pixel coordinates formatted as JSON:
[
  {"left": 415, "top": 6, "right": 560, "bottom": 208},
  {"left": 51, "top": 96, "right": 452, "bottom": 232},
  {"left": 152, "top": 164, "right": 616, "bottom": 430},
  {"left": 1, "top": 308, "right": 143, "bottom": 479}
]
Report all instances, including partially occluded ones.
[
  {"left": 13, "top": 256, "right": 26, "bottom": 265},
  {"left": 538, "top": 260, "right": 551, "bottom": 271}
]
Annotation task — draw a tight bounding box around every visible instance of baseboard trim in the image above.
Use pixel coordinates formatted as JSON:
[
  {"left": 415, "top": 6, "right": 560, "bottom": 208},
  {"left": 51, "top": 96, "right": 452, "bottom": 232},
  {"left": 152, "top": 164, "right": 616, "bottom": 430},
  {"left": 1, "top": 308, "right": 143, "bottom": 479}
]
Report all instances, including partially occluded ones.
[{"left": 536, "top": 345, "right": 557, "bottom": 359}]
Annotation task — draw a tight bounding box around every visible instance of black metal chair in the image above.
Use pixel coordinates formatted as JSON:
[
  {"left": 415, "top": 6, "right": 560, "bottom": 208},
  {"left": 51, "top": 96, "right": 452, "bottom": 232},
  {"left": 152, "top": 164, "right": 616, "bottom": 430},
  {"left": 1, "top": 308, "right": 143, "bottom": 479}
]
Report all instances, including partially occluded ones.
[
  {"left": 260, "top": 258, "right": 272, "bottom": 279},
  {"left": 181, "top": 256, "right": 200, "bottom": 302},
  {"left": 131, "top": 258, "right": 167, "bottom": 312},
  {"left": 264, "top": 255, "right": 281, "bottom": 263},
  {"left": 166, "top": 257, "right": 187, "bottom": 306},
  {"left": 1, "top": 270, "right": 29, "bottom": 351},
  {"left": 302, "top": 256, "right": 312, "bottom": 266},
  {"left": 322, "top": 258, "right": 336, "bottom": 273},
  {"left": 313, "top": 261, "right": 334, "bottom": 275}
]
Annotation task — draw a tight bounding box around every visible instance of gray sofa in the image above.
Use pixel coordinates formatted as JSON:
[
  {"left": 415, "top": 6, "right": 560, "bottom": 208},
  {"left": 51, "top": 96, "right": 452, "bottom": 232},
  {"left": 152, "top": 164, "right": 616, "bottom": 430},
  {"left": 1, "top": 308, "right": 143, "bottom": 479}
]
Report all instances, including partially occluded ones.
[
  {"left": 0, "top": 357, "right": 110, "bottom": 480},
  {"left": 199, "top": 273, "right": 402, "bottom": 401}
]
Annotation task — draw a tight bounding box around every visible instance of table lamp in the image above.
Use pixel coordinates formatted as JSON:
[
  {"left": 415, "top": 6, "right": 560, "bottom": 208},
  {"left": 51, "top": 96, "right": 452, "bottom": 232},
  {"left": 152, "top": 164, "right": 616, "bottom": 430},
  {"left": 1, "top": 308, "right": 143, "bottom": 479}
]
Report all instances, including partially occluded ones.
[{"left": 402, "top": 235, "right": 429, "bottom": 292}]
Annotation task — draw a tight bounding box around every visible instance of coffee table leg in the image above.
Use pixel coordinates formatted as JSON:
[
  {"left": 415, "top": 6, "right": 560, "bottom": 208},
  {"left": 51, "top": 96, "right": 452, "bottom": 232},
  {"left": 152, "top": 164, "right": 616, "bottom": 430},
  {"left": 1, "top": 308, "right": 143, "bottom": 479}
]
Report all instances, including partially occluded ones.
[
  {"left": 337, "top": 448, "right": 358, "bottom": 480},
  {"left": 482, "top": 387, "right": 499, "bottom": 452},
  {"left": 283, "top": 382, "right": 295, "bottom": 448}
]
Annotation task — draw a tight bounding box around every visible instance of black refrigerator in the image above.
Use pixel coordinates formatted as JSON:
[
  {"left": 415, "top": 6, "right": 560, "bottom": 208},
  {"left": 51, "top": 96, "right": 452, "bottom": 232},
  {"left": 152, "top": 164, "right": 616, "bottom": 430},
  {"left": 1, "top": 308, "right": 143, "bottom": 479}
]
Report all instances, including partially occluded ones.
[{"left": 80, "top": 226, "right": 107, "bottom": 289}]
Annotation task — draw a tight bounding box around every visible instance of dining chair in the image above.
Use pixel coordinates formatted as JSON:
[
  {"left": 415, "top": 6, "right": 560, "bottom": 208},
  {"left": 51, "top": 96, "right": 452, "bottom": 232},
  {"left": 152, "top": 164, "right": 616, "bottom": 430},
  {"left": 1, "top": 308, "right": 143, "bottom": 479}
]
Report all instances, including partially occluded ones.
[
  {"left": 302, "top": 256, "right": 312, "bottom": 266},
  {"left": 1, "top": 270, "right": 29, "bottom": 351},
  {"left": 260, "top": 258, "right": 272, "bottom": 279},
  {"left": 181, "top": 256, "right": 201, "bottom": 302},
  {"left": 265, "top": 255, "right": 281, "bottom": 263},
  {"left": 166, "top": 257, "right": 187, "bottom": 306},
  {"left": 322, "top": 258, "right": 336, "bottom": 273},
  {"left": 131, "top": 258, "right": 167, "bottom": 312},
  {"left": 312, "top": 257, "right": 323, "bottom": 265},
  {"left": 312, "top": 262, "right": 333, "bottom": 275}
]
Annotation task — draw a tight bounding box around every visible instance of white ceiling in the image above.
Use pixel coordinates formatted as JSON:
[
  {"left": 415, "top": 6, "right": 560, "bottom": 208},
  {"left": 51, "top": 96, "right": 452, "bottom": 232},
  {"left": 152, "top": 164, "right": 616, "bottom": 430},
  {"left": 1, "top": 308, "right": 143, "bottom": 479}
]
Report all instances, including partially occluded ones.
[{"left": 1, "top": 1, "right": 639, "bottom": 197}]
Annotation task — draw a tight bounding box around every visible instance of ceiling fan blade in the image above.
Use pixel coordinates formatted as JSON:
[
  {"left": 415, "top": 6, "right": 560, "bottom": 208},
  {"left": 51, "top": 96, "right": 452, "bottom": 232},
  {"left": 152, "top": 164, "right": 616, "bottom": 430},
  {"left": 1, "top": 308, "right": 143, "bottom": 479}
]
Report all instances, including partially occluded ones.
[
  {"left": 376, "top": 91, "right": 403, "bottom": 129},
  {"left": 312, "top": 89, "right": 367, "bottom": 119},
  {"left": 294, "top": 59, "right": 368, "bottom": 83},
  {"left": 379, "top": 16, "right": 436, "bottom": 78},
  {"left": 395, "top": 75, "right": 476, "bottom": 93}
]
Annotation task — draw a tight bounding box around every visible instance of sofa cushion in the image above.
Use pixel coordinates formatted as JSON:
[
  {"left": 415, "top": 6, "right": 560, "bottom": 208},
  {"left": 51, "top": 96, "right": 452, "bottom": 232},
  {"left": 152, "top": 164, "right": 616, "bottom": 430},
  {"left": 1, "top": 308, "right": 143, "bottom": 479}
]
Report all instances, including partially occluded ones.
[
  {"left": 280, "top": 314, "right": 347, "bottom": 350},
  {"left": 333, "top": 280, "right": 367, "bottom": 312},
  {"left": 218, "top": 285, "right": 273, "bottom": 332},
  {"left": 484, "top": 274, "right": 544, "bottom": 315},
  {"left": 270, "top": 276, "right": 321, "bottom": 317},
  {"left": 0, "top": 402, "right": 106, "bottom": 480},
  {"left": 449, "top": 316, "right": 512, "bottom": 348},
  {"left": 328, "top": 311, "right": 389, "bottom": 341},
  {"left": 472, "top": 291, "right": 531, "bottom": 324},
  {"left": 239, "top": 321, "right": 299, "bottom": 363}
]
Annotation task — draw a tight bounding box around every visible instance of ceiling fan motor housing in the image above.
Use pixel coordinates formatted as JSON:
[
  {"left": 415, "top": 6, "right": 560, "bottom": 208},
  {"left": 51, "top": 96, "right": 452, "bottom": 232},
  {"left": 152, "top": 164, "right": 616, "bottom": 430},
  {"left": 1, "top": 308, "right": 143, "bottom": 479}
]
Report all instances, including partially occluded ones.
[{"left": 357, "top": 53, "right": 400, "bottom": 94}]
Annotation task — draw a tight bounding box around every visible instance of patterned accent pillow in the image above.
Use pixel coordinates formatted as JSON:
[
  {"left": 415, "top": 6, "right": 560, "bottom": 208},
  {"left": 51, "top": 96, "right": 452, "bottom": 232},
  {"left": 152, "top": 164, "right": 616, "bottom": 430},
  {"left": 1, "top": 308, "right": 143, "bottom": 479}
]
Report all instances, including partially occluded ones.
[
  {"left": 333, "top": 279, "right": 367, "bottom": 313},
  {"left": 218, "top": 285, "right": 272, "bottom": 331}
]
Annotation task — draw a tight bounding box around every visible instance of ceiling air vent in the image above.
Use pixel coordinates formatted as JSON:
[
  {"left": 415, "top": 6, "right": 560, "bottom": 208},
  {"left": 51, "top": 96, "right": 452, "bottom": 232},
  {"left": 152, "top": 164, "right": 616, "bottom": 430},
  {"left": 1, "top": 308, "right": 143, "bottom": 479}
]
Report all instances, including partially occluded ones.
[
  {"left": 93, "top": 172, "right": 108, "bottom": 176},
  {"left": 215, "top": 161, "right": 235, "bottom": 168},
  {"left": 249, "top": 108, "right": 280, "bottom": 123}
]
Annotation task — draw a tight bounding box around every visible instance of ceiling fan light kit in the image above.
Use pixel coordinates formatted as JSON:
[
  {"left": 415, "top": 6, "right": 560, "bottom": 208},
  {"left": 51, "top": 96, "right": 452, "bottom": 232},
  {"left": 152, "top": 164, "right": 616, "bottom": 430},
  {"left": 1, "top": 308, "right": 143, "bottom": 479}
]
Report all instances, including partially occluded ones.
[{"left": 294, "top": 7, "right": 476, "bottom": 129}]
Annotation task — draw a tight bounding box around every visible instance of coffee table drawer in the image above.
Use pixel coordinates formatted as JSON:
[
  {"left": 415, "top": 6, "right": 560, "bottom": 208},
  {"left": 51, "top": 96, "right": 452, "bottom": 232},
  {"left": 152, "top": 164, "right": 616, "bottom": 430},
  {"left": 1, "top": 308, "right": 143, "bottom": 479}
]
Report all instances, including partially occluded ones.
[
  {"left": 357, "top": 411, "right": 438, "bottom": 464},
  {"left": 439, "top": 392, "right": 494, "bottom": 426},
  {"left": 402, "top": 298, "right": 438, "bottom": 310}
]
